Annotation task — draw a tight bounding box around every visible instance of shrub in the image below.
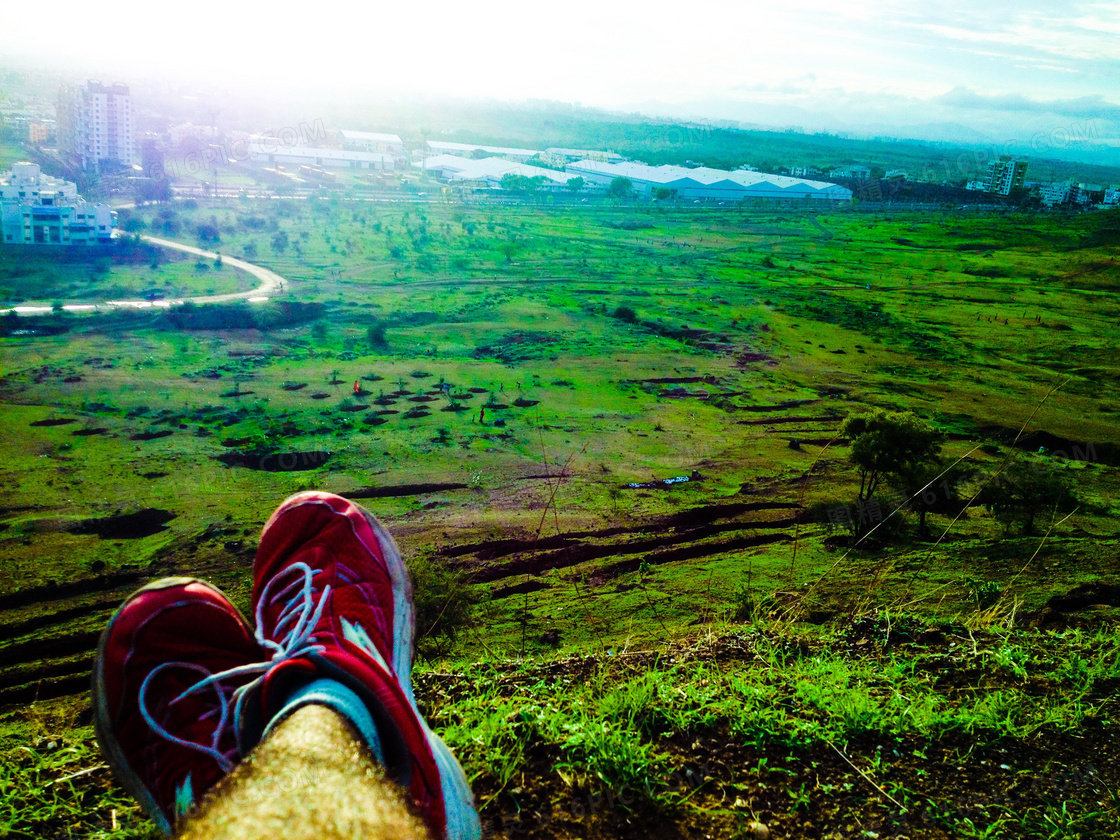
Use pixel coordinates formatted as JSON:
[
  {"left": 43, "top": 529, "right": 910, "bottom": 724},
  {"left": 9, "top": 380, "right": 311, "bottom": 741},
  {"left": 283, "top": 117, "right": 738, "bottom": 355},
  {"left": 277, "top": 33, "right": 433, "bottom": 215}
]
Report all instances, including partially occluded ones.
[{"left": 406, "top": 557, "right": 478, "bottom": 658}]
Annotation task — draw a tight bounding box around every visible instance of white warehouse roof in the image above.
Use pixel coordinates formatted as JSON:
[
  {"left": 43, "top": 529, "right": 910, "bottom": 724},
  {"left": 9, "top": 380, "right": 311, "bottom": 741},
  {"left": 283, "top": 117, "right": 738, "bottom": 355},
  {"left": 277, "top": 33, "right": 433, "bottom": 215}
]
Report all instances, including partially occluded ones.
[
  {"left": 567, "top": 160, "right": 852, "bottom": 201},
  {"left": 248, "top": 144, "right": 393, "bottom": 165},
  {"left": 426, "top": 141, "right": 539, "bottom": 159},
  {"left": 339, "top": 130, "right": 403, "bottom": 145},
  {"left": 415, "top": 155, "right": 572, "bottom": 186}
]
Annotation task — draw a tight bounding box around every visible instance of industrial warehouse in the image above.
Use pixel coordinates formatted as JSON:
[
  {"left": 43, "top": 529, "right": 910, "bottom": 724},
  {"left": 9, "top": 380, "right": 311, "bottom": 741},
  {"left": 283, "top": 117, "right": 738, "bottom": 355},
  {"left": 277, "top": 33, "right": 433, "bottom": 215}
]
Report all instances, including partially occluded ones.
[{"left": 566, "top": 159, "right": 854, "bottom": 202}]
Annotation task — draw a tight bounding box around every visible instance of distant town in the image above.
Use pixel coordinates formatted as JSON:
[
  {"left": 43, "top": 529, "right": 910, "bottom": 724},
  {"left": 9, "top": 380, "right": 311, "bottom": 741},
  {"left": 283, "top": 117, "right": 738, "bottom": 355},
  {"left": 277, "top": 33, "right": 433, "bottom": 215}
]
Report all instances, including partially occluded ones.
[{"left": 2, "top": 78, "right": 1118, "bottom": 248}]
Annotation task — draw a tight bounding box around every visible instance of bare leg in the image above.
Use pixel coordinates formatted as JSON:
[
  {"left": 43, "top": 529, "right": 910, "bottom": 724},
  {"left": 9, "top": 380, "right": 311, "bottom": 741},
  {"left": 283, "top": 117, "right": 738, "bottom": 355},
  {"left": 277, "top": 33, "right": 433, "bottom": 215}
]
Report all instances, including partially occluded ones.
[{"left": 177, "top": 705, "right": 430, "bottom": 840}]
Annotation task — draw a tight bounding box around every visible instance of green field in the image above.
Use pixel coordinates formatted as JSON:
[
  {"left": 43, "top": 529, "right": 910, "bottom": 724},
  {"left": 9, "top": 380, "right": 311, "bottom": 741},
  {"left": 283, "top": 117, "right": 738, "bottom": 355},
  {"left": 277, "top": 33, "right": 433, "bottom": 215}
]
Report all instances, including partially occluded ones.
[{"left": 1, "top": 198, "right": 1118, "bottom": 838}]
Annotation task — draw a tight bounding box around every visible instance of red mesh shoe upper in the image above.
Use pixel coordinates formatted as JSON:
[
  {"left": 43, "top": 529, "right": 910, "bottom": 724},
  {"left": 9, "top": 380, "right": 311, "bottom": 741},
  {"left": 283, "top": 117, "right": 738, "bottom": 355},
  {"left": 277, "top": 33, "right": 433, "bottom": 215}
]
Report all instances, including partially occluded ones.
[
  {"left": 250, "top": 492, "right": 448, "bottom": 838},
  {"left": 93, "top": 579, "right": 263, "bottom": 832}
]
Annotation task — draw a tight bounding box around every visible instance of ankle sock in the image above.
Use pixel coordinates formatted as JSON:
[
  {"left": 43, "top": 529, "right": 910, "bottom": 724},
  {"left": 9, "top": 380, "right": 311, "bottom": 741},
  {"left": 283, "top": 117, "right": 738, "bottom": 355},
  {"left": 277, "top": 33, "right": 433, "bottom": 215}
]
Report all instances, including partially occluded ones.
[{"left": 265, "top": 677, "right": 385, "bottom": 765}]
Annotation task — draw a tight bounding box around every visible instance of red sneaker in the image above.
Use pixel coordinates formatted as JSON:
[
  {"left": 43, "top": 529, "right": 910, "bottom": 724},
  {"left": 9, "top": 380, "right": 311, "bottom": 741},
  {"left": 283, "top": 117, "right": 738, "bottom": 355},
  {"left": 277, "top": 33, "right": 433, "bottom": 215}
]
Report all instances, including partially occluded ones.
[
  {"left": 92, "top": 578, "right": 264, "bottom": 833},
  {"left": 238, "top": 491, "right": 480, "bottom": 840}
]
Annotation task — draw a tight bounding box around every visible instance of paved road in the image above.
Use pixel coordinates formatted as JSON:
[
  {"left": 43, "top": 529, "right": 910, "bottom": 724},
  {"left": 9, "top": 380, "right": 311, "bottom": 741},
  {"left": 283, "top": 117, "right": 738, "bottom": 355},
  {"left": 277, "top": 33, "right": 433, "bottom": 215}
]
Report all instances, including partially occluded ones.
[{"left": 1, "top": 235, "right": 287, "bottom": 315}]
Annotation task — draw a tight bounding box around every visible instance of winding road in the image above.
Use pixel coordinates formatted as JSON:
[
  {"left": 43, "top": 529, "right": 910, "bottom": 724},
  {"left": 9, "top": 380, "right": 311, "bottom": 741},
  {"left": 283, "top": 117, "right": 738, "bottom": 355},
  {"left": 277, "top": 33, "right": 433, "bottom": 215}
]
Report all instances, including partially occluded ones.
[{"left": 2, "top": 235, "right": 287, "bottom": 315}]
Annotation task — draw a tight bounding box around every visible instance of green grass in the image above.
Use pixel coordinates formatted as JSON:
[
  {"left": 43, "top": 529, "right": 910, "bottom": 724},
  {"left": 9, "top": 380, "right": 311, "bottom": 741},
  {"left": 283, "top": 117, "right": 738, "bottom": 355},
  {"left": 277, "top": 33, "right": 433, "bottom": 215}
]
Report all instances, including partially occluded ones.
[{"left": 1, "top": 198, "right": 1118, "bottom": 838}]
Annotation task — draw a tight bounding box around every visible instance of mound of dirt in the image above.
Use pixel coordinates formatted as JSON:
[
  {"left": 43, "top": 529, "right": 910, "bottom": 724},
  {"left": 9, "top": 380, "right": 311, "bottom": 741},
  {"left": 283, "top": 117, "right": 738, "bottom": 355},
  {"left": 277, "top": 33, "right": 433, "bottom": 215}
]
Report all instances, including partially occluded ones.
[
  {"left": 217, "top": 451, "right": 332, "bottom": 472},
  {"left": 129, "top": 430, "right": 174, "bottom": 441},
  {"left": 282, "top": 382, "right": 308, "bottom": 391},
  {"left": 72, "top": 508, "right": 177, "bottom": 539},
  {"left": 345, "top": 483, "right": 468, "bottom": 499},
  {"left": 29, "top": 418, "right": 77, "bottom": 427}
]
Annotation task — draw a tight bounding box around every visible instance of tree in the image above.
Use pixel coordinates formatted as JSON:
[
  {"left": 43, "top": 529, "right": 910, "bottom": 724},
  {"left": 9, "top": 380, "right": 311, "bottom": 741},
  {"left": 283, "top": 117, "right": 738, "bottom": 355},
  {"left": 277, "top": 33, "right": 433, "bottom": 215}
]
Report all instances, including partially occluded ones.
[
  {"left": 978, "top": 461, "right": 1078, "bottom": 535},
  {"left": 500, "top": 173, "right": 545, "bottom": 194},
  {"left": 653, "top": 186, "right": 672, "bottom": 200},
  {"left": 366, "top": 322, "right": 388, "bottom": 350},
  {"left": 566, "top": 176, "right": 584, "bottom": 193},
  {"left": 271, "top": 230, "right": 289, "bottom": 254},
  {"left": 196, "top": 222, "right": 220, "bottom": 244},
  {"left": 608, "top": 176, "right": 633, "bottom": 198},
  {"left": 894, "top": 457, "right": 974, "bottom": 536},
  {"left": 842, "top": 410, "right": 942, "bottom": 503}
]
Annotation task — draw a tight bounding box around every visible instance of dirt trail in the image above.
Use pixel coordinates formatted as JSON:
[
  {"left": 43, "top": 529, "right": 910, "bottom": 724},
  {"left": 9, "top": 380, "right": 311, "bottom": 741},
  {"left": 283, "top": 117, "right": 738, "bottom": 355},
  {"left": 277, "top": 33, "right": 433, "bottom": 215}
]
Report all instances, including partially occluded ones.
[{"left": 2, "top": 235, "right": 288, "bottom": 314}]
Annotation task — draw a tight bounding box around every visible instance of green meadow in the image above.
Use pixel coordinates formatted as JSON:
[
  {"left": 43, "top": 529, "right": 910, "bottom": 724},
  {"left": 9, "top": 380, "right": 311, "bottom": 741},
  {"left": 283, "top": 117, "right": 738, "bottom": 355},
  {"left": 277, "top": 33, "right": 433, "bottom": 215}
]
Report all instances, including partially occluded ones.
[{"left": 1, "top": 198, "right": 1118, "bottom": 838}]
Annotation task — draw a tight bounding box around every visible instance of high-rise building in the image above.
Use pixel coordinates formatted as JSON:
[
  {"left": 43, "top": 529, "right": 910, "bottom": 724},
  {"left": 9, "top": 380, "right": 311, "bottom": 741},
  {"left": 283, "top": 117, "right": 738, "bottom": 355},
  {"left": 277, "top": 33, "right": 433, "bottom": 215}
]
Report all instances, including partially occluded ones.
[
  {"left": 57, "top": 81, "right": 136, "bottom": 173},
  {"left": 983, "top": 157, "right": 1027, "bottom": 196}
]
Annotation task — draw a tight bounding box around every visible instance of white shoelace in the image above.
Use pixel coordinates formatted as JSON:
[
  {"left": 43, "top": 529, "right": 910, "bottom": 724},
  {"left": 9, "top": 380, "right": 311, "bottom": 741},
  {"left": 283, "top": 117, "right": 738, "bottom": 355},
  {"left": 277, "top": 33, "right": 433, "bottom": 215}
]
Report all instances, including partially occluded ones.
[{"left": 138, "top": 563, "right": 332, "bottom": 769}]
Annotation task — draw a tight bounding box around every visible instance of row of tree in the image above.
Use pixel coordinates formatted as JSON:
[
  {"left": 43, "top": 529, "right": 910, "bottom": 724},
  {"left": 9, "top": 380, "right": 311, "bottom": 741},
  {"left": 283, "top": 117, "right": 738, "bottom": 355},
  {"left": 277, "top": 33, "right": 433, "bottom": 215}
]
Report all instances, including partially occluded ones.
[{"left": 843, "top": 409, "right": 1079, "bottom": 537}]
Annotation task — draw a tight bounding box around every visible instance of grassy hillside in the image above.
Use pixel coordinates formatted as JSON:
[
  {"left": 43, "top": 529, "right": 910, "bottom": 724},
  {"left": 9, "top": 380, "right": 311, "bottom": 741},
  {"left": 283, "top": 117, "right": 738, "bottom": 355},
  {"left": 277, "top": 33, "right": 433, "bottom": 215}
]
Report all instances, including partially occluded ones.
[{"left": 1, "top": 199, "right": 1117, "bottom": 838}]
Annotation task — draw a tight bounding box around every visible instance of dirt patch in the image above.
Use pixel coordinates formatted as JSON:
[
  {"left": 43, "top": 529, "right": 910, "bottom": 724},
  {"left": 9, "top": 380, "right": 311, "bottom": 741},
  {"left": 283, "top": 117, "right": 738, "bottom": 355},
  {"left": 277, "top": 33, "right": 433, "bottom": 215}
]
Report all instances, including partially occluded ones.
[
  {"left": 344, "top": 483, "right": 468, "bottom": 499},
  {"left": 29, "top": 418, "right": 77, "bottom": 427},
  {"left": 311, "top": 392, "right": 330, "bottom": 400},
  {"left": 72, "top": 508, "right": 177, "bottom": 539},
  {"left": 0, "top": 630, "right": 101, "bottom": 669},
  {"left": 339, "top": 404, "right": 369, "bottom": 412},
  {"left": 217, "top": 451, "right": 332, "bottom": 471},
  {"left": 736, "top": 400, "right": 820, "bottom": 412},
  {"left": 978, "top": 425, "right": 1117, "bottom": 465},
  {"left": 1045, "top": 582, "right": 1120, "bottom": 611},
  {"left": 513, "top": 398, "right": 539, "bottom": 407},
  {"left": 139, "top": 471, "right": 169, "bottom": 479},
  {"left": 0, "top": 571, "right": 144, "bottom": 611},
  {"left": 129, "top": 430, "right": 174, "bottom": 441},
  {"left": 282, "top": 382, "right": 308, "bottom": 391},
  {"left": 738, "top": 414, "right": 840, "bottom": 426},
  {"left": 466, "top": 525, "right": 795, "bottom": 584}
]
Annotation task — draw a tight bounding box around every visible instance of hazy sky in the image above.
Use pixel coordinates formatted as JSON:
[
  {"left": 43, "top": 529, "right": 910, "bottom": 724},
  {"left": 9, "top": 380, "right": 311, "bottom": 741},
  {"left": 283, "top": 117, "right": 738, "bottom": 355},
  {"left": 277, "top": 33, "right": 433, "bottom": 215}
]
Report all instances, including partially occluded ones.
[{"left": 5, "top": 0, "right": 1119, "bottom": 147}]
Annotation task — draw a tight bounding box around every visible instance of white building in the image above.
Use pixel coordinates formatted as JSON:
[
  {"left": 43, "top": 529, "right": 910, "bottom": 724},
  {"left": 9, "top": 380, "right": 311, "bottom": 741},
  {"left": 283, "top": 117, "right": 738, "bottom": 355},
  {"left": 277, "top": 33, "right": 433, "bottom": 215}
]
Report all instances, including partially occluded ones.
[
  {"left": 167, "top": 122, "right": 218, "bottom": 148},
  {"left": 1, "top": 163, "right": 114, "bottom": 246},
  {"left": 423, "top": 141, "right": 539, "bottom": 161},
  {"left": 566, "top": 160, "right": 852, "bottom": 202},
  {"left": 339, "top": 130, "right": 404, "bottom": 157},
  {"left": 0, "top": 162, "right": 77, "bottom": 204},
  {"left": 248, "top": 143, "right": 393, "bottom": 170},
  {"left": 539, "top": 147, "right": 624, "bottom": 166},
  {"left": 57, "top": 81, "right": 136, "bottom": 172},
  {"left": 1039, "top": 181, "right": 1073, "bottom": 207},
  {"left": 1103, "top": 186, "right": 1119, "bottom": 207},
  {"left": 829, "top": 165, "right": 872, "bottom": 179},
  {"left": 414, "top": 155, "right": 581, "bottom": 189}
]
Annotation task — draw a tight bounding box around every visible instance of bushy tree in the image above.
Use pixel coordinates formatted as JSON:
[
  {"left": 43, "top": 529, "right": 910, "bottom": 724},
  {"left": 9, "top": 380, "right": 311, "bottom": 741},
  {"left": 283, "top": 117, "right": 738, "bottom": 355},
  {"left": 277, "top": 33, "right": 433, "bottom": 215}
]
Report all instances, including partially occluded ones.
[
  {"left": 366, "top": 321, "right": 388, "bottom": 350},
  {"left": 978, "top": 461, "right": 1078, "bottom": 535},
  {"left": 566, "top": 176, "right": 584, "bottom": 193},
  {"left": 407, "top": 556, "right": 478, "bottom": 659},
  {"left": 842, "top": 410, "right": 942, "bottom": 503},
  {"left": 196, "top": 222, "right": 220, "bottom": 244},
  {"left": 608, "top": 176, "right": 633, "bottom": 198}
]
